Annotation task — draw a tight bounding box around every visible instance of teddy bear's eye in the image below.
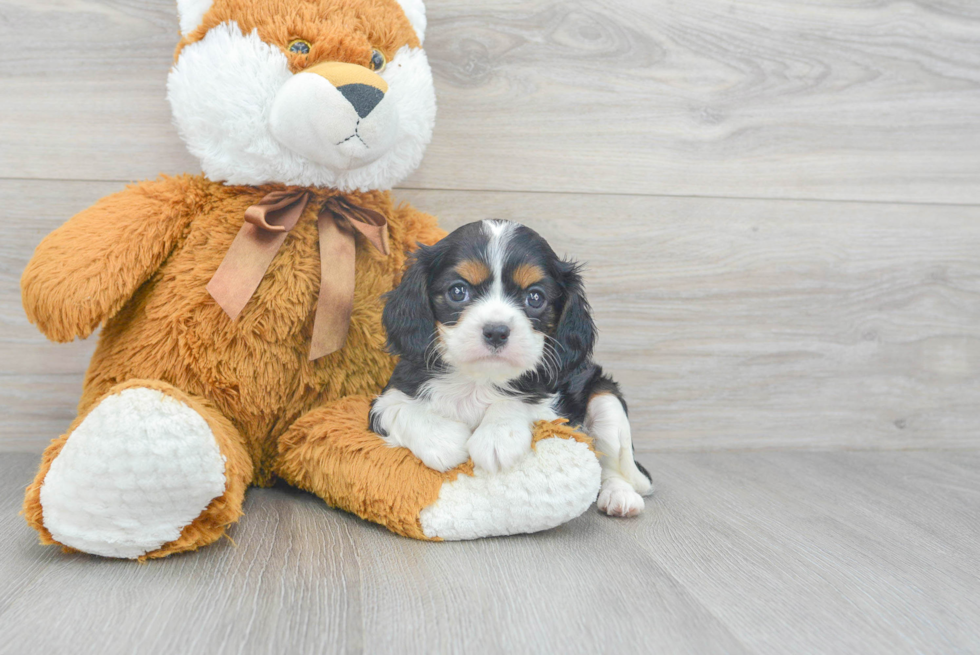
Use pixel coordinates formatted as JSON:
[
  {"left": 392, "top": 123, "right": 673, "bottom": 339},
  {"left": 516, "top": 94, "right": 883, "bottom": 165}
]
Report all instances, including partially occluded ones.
[
  {"left": 369, "top": 49, "right": 386, "bottom": 72},
  {"left": 288, "top": 39, "right": 312, "bottom": 55}
]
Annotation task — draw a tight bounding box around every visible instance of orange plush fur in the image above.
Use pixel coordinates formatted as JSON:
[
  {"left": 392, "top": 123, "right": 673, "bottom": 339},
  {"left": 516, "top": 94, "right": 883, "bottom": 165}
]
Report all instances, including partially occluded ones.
[{"left": 177, "top": 0, "right": 421, "bottom": 67}]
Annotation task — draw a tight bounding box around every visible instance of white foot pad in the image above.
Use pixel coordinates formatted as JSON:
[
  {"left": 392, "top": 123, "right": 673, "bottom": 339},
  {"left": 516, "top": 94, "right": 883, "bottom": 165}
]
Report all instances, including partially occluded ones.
[
  {"left": 419, "top": 437, "right": 601, "bottom": 540},
  {"left": 40, "top": 388, "right": 227, "bottom": 559},
  {"left": 597, "top": 477, "right": 645, "bottom": 517}
]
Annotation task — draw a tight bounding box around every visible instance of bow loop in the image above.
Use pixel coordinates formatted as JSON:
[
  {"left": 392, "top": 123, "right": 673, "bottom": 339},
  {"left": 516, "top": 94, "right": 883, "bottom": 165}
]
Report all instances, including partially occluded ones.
[
  {"left": 321, "top": 195, "right": 391, "bottom": 256},
  {"left": 207, "top": 190, "right": 391, "bottom": 360},
  {"left": 243, "top": 190, "right": 311, "bottom": 233}
]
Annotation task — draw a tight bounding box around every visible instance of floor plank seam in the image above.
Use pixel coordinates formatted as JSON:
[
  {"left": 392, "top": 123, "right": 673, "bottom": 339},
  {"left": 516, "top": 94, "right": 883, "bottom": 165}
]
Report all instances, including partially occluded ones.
[{"left": 2, "top": 176, "right": 979, "bottom": 209}]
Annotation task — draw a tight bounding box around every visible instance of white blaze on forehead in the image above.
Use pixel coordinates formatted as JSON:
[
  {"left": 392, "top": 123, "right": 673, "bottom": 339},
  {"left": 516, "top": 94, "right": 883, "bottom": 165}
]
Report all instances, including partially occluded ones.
[{"left": 482, "top": 219, "right": 516, "bottom": 299}]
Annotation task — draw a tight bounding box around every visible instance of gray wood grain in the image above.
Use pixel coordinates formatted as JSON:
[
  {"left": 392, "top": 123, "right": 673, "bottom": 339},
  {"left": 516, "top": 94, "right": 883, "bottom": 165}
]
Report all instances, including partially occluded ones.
[
  {"left": 0, "top": 181, "right": 115, "bottom": 449},
  {"left": 405, "top": 189, "right": 980, "bottom": 453},
  {"left": 4, "top": 179, "right": 979, "bottom": 452},
  {"left": 1, "top": 451, "right": 977, "bottom": 654},
  {"left": 2, "top": 0, "right": 980, "bottom": 203}
]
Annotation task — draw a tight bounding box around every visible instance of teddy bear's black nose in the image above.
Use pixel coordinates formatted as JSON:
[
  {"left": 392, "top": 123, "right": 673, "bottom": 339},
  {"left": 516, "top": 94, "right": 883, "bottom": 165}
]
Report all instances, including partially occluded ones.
[{"left": 337, "top": 83, "right": 384, "bottom": 119}]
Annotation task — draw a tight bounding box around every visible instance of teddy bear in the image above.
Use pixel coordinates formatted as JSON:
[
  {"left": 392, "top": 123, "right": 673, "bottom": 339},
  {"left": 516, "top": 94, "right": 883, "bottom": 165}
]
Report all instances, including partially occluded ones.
[{"left": 19, "top": 0, "right": 602, "bottom": 559}]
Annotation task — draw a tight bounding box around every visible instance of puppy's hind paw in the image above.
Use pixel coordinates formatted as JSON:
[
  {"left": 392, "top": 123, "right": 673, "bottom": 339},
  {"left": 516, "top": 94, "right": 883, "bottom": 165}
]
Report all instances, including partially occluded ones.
[{"left": 597, "top": 477, "right": 645, "bottom": 518}]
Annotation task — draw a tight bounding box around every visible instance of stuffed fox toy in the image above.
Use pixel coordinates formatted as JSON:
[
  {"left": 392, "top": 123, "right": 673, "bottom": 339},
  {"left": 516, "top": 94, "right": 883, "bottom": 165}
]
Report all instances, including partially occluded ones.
[{"left": 19, "top": 0, "right": 601, "bottom": 559}]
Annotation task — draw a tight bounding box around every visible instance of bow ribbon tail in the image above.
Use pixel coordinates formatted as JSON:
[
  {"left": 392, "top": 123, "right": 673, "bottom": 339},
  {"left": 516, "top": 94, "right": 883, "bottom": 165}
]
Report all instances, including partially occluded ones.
[
  {"left": 207, "top": 191, "right": 311, "bottom": 320},
  {"left": 307, "top": 198, "right": 390, "bottom": 359},
  {"left": 310, "top": 211, "right": 357, "bottom": 359}
]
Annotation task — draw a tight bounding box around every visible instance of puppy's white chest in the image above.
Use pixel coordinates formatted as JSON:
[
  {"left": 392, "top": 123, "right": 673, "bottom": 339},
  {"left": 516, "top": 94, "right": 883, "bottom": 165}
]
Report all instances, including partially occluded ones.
[
  {"left": 423, "top": 378, "right": 508, "bottom": 430},
  {"left": 422, "top": 377, "right": 559, "bottom": 430}
]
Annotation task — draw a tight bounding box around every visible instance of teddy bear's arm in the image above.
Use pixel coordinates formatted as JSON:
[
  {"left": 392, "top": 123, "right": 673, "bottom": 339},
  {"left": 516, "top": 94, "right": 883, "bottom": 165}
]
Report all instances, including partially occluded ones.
[{"left": 21, "top": 177, "right": 197, "bottom": 342}]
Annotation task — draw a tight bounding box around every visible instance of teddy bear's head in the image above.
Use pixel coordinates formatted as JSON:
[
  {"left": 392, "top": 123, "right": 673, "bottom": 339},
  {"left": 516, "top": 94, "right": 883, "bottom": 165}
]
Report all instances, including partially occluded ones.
[{"left": 167, "top": 0, "right": 434, "bottom": 192}]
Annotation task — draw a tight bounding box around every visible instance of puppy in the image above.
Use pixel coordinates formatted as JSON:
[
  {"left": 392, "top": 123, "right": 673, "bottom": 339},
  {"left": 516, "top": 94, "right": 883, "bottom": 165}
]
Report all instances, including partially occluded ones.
[{"left": 370, "top": 220, "right": 653, "bottom": 517}]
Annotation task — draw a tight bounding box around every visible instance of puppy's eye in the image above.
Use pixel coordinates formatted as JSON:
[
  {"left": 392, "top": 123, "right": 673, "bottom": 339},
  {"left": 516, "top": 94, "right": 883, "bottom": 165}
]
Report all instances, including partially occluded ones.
[
  {"left": 369, "top": 49, "right": 387, "bottom": 72},
  {"left": 288, "top": 39, "right": 312, "bottom": 55},
  {"left": 525, "top": 289, "right": 546, "bottom": 309},
  {"left": 447, "top": 283, "right": 469, "bottom": 303}
]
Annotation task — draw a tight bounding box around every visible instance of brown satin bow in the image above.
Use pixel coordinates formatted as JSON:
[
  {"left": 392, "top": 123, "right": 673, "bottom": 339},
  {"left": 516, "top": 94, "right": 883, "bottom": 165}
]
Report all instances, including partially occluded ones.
[{"left": 207, "top": 189, "right": 390, "bottom": 360}]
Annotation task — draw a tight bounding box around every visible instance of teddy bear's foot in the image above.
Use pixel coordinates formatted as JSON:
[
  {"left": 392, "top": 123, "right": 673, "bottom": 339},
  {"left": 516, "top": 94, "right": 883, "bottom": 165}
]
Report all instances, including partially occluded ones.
[
  {"left": 277, "top": 398, "right": 602, "bottom": 541},
  {"left": 419, "top": 433, "right": 601, "bottom": 540},
  {"left": 39, "top": 387, "right": 225, "bottom": 558},
  {"left": 24, "top": 380, "right": 252, "bottom": 559}
]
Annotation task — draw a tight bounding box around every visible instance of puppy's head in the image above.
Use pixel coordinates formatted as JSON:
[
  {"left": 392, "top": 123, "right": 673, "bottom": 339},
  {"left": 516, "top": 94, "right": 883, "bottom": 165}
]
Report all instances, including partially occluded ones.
[{"left": 383, "top": 220, "right": 596, "bottom": 384}]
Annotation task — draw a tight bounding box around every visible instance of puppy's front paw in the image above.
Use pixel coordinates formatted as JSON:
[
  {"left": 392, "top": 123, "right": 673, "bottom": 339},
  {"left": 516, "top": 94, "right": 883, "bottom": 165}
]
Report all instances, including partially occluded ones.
[
  {"left": 597, "top": 477, "right": 645, "bottom": 517},
  {"left": 468, "top": 420, "right": 533, "bottom": 473},
  {"left": 392, "top": 420, "right": 472, "bottom": 472}
]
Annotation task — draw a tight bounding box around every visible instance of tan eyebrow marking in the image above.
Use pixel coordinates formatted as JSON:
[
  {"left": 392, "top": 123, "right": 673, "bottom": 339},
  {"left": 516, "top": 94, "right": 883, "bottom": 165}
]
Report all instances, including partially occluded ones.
[
  {"left": 455, "top": 259, "right": 490, "bottom": 285},
  {"left": 512, "top": 263, "right": 545, "bottom": 288}
]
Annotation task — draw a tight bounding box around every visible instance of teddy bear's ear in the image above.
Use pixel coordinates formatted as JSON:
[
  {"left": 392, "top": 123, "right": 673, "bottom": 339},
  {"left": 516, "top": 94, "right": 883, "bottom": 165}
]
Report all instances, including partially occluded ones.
[
  {"left": 395, "top": 0, "right": 426, "bottom": 44},
  {"left": 176, "top": 0, "right": 213, "bottom": 36}
]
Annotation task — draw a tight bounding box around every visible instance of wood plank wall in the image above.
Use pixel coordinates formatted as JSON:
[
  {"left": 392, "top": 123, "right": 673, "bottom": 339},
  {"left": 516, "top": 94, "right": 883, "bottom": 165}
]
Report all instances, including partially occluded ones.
[{"left": 2, "top": 0, "right": 979, "bottom": 452}]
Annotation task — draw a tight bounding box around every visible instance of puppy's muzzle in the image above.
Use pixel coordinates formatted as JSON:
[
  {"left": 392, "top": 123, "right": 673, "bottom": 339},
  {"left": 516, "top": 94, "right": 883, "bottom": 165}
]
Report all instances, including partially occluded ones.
[{"left": 483, "top": 323, "right": 511, "bottom": 348}]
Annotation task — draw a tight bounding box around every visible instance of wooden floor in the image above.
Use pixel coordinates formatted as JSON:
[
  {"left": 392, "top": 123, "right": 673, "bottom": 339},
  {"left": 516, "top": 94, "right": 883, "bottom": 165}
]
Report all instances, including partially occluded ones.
[
  {"left": 1, "top": 451, "right": 978, "bottom": 654},
  {"left": 2, "top": 0, "right": 980, "bottom": 652}
]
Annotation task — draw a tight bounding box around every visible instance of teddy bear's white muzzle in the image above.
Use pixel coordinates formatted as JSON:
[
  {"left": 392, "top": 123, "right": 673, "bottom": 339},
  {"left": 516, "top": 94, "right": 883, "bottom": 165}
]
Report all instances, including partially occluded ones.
[{"left": 269, "top": 71, "right": 399, "bottom": 171}]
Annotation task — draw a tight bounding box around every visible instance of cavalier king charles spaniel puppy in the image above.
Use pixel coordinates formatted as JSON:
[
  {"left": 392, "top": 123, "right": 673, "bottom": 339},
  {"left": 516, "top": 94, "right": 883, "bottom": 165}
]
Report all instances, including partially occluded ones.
[{"left": 370, "top": 220, "right": 653, "bottom": 516}]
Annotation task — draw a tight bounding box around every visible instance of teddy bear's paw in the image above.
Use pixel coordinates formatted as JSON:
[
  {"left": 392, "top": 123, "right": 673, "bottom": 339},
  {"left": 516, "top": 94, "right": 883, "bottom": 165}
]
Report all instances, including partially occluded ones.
[
  {"left": 419, "top": 436, "right": 601, "bottom": 540},
  {"left": 39, "top": 387, "right": 227, "bottom": 559},
  {"left": 596, "top": 477, "right": 645, "bottom": 518}
]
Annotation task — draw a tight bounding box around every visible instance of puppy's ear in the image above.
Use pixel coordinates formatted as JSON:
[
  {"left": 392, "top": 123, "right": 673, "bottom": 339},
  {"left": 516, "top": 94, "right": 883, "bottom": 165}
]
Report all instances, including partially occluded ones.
[
  {"left": 383, "top": 244, "right": 438, "bottom": 361},
  {"left": 554, "top": 259, "right": 596, "bottom": 373}
]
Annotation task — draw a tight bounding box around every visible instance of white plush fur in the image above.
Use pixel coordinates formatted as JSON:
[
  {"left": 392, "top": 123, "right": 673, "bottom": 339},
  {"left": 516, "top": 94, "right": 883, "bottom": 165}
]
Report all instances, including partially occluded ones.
[
  {"left": 39, "top": 388, "right": 227, "bottom": 559},
  {"left": 269, "top": 70, "right": 398, "bottom": 169},
  {"left": 395, "top": 0, "right": 426, "bottom": 44},
  {"left": 586, "top": 393, "right": 654, "bottom": 517},
  {"left": 176, "top": 0, "right": 213, "bottom": 36},
  {"left": 167, "top": 22, "right": 436, "bottom": 191},
  {"left": 419, "top": 436, "right": 601, "bottom": 540}
]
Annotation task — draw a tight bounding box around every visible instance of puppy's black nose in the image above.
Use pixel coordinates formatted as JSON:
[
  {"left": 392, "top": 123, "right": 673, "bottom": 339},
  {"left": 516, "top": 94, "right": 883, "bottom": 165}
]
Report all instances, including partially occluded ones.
[
  {"left": 483, "top": 323, "right": 510, "bottom": 348},
  {"left": 336, "top": 83, "right": 384, "bottom": 118}
]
